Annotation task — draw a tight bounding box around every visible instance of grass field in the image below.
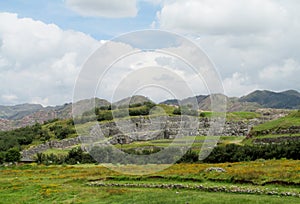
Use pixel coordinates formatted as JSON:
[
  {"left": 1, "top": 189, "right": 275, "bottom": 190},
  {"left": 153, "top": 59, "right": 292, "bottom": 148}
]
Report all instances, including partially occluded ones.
[{"left": 1, "top": 160, "right": 300, "bottom": 203}]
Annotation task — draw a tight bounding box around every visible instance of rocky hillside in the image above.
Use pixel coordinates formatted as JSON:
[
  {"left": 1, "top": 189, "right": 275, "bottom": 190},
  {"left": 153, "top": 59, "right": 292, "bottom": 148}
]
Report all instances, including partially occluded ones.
[{"left": 0, "top": 98, "right": 110, "bottom": 131}]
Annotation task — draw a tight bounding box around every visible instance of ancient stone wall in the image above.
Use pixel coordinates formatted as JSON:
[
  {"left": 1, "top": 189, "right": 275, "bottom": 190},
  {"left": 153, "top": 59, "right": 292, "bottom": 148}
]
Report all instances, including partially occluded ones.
[{"left": 21, "top": 116, "right": 265, "bottom": 159}]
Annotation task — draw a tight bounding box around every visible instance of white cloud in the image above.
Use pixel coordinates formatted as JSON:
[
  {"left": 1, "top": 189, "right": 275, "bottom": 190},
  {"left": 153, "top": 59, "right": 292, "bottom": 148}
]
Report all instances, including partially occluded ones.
[
  {"left": 258, "top": 59, "right": 300, "bottom": 90},
  {"left": 259, "top": 59, "right": 299, "bottom": 80},
  {"left": 1, "top": 94, "right": 18, "bottom": 103},
  {"left": 152, "top": 0, "right": 300, "bottom": 95},
  {"left": 65, "top": 0, "right": 138, "bottom": 18},
  {"left": 157, "top": 0, "right": 289, "bottom": 35},
  {"left": 0, "top": 12, "right": 101, "bottom": 105},
  {"left": 142, "top": 0, "right": 164, "bottom": 5},
  {"left": 223, "top": 72, "right": 258, "bottom": 97},
  {"left": 30, "top": 97, "right": 49, "bottom": 106}
]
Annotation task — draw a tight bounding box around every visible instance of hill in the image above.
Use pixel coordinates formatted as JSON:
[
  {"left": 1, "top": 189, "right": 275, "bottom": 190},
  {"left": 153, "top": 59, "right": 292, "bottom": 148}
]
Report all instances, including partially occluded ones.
[
  {"left": 249, "top": 110, "right": 300, "bottom": 137},
  {"left": 0, "top": 103, "right": 43, "bottom": 120},
  {"left": 240, "top": 90, "right": 300, "bottom": 109},
  {"left": 113, "top": 95, "right": 154, "bottom": 107},
  {"left": 160, "top": 94, "right": 261, "bottom": 112},
  {"left": 160, "top": 89, "right": 300, "bottom": 111},
  {"left": 1, "top": 90, "right": 300, "bottom": 131},
  {"left": 0, "top": 98, "right": 110, "bottom": 131}
]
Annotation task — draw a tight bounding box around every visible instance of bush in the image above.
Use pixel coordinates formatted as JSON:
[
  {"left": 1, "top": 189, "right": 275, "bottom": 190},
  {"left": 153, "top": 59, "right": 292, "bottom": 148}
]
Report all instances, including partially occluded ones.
[
  {"left": 50, "top": 125, "right": 75, "bottom": 140},
  {"left": 177, "top": 149, "right": 199, "bottom": 163},
  {"left": 129, "top": 106, "right": 150, "bottom": 116},
  {"left": 173, "top": 106, "right": 198, "bottom": 116},
  {"left": 5, "top": 148, "right": 21, "bottom": 163},
  {"left": 0, "top": 152, "right": 5, "bottom": 164},
  {"left": 204, "top": 141, "right": 300, "bottom": 163},
  {"left": 97, "top": 110, "right": 113, "bottom": 121}
]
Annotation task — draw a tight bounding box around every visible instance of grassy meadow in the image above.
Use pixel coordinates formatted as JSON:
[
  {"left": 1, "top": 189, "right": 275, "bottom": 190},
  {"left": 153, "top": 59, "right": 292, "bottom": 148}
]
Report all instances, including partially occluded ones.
[{"left": 1, "top": 160, "right": 300, "bottom": 203}]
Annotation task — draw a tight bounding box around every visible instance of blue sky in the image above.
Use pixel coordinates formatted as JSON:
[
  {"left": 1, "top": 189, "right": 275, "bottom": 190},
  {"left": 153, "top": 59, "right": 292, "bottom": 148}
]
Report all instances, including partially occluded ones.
[
  {"left": 0, "top": 0, "right": 160, "bottom": 39},
  {"left": 0, "top": 0, "right": 300, "bottom": 105}
]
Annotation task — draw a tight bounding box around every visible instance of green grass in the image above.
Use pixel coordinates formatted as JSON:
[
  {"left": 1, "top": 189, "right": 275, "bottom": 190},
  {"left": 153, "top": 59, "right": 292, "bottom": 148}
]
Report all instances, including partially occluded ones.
[
  {"left": 251, "top": 110, "right": 300, "bottom": 135},
  {"left": 226, "top": 112, "right": 261, "bottom": 121},
  {"left": 1, "top": 160, "right": 300, "bottom": 203},
  {"left": 242, "top": 134, "right": 300, "bottom": 145},
  {"left": 114, "top": 136, "right": 244, "bottom": 151},
  {"left": 2, "top": 186, "right": 299, "bottom": 204},
  {"left": 155, "top": 104, "right": 176, "bottom": 116},
  {"left": 199, "top": 111, "right": 260, "bottom": 121},
  {"left": 88, "top": 188, "right": 300, "bottom": 204},
  {"left": 42, "top": 148, "right": 73, "bottom": 156}
]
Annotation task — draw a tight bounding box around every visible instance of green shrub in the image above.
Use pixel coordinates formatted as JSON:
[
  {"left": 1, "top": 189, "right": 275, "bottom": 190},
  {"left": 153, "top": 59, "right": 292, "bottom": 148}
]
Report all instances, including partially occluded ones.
[{"left": 5, "top": 148, "right": 21, "bottom": 162}]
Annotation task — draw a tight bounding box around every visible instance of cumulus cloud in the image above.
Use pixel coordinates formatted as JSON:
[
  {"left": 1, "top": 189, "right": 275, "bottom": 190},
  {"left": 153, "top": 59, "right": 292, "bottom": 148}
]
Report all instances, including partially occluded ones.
[
  {"left": 65, "top": 0, "right": 138, "bottom": 18},
  {"left": 223, "top": 72, "right": 258, "bottom": 96},
  {"left": 0, "top": 12, "right": 101, "bottom": 105},
  {"left": 258, "top": 59, "right": 300, "bottom": 90},
  {"left": 157, "top": 0, "right": 289, "bottom": 35},
  {"left": 153, "top": 0, "right": 300, "bottom": 96},
  {"left": 2, "top": 0, "right": 300, "bottom": 106}
]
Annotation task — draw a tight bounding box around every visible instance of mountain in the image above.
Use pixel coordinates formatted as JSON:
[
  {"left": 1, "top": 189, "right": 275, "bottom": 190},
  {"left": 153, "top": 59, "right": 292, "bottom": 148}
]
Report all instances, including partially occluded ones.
[
  {"left": 240, "top": 90, "right": 300, "bottom": 109},
  {"left": 72, "top": 98, "right": 110, "bottom": 116},
  {"left": 0, "top": 103, "right": 43, "bottom": 120},
  {"left": 160, "top": 95, "right": 208, "bottom": 107},
  {"left": 113, "top": 95, "right": 153, "bottom": 107},
  {"left": 1, "top": 90, "right": 300, "bottom": 131},
  {"left": 160, "top": 99, "right": 179, "bottom": 106},
  {"left": 0, "top": 98, "right": 110, "bottom": 131},
  {"left": 160, "top": 94, "right": 262, "bottom": 112}
]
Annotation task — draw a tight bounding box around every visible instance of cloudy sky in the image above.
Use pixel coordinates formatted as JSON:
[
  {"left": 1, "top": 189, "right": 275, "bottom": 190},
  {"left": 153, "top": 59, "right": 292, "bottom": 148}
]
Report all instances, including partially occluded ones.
[{"left": 1, "top": 0, "right": 300, "bottom": 106}]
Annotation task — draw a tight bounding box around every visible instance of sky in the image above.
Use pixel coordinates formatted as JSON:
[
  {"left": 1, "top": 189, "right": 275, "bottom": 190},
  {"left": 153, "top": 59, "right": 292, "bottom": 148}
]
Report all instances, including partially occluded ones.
[{"left": 1, "top": 0, "right": 300, "bottom": 106}]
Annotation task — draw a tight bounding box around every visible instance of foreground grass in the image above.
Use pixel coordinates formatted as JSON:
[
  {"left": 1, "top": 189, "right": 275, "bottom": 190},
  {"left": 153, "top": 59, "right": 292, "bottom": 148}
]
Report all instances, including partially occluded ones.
[
  {"left": 0, "top": 160, "right": 300, "bottom": 203},
  {"left": 2, "top": 186, "right": 299, "bottom": 204}
]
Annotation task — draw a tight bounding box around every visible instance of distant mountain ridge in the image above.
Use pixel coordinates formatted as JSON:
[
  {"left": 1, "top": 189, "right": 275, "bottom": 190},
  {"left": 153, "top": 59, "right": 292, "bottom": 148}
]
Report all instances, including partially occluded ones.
[
  {"left": 239, "top": 90, "right": 300, "bottom": 109},
  {"left": 160, "top": 90, "right": 300, "bottom": 111},
  {"left": 0, "top": 90, "right": 300, "bottom": 131},
  {"left": 0, "top": 103, "right": 43, "bottom": 120}
]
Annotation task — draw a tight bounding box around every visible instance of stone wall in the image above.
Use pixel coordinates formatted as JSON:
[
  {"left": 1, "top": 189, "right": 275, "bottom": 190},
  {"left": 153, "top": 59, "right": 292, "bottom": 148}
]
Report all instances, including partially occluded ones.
[
  {"left": 21, "top": 115, "right": 267, "bottom": 159},
  {"left": 84, "top": 116, "right": 262, "bottom": 146},
  {"left": 21, "top": 137, "right": 80, "bottom": 160}
]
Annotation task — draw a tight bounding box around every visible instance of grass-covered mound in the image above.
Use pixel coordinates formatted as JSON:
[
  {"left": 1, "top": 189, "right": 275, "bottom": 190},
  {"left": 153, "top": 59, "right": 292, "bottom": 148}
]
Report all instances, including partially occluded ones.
[{"left": 249, "top": 110, "right": 300, "bottom": 136}]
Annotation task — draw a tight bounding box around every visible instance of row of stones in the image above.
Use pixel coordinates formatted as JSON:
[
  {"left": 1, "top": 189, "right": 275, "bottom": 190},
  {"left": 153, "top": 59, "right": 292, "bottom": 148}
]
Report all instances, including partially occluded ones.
[{"left": 89, "top": 182, "right": 300, "bottom": 197}]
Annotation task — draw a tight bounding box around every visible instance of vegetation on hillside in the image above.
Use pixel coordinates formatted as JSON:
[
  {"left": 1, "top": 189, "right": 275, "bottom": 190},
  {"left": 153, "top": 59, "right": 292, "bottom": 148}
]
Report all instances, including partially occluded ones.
[
  {"left": 250, "top": 110, "right": 300, "bottom": 136},
  {"left": 204, "top": 142, "right": 300, "bottom": 163},
  {"left": 0, "top": 102, "right": 299, "bottom": 164},
  {"left": 0, "top": 119, "right": 76, "bottom": 162}
]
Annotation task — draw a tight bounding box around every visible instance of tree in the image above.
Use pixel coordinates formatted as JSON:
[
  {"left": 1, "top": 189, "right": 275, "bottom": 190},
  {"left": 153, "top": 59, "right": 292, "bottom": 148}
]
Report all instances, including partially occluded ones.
[
  {"left": 0, "top": 152, "right": 5, "bottom": 164},
  {"left": 67, "top": 147, "right": 83, "bottom": 164},
  {"left": 5, "top": 148, "right": 21, "bottom": 163},
  {"left": 40, "top": 130, "right": 50, "bottom": 143}
]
